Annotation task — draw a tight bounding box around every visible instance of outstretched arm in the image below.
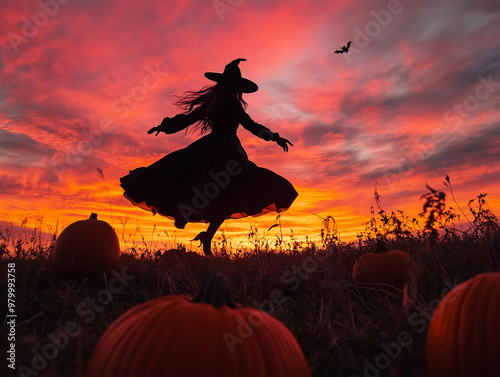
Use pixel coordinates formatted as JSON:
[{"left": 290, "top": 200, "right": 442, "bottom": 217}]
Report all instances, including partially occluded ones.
[
  {"left": 148, "top": 108, "right": 202, "bottom": 136},
  {"left": 238, "top": 105, "right": 293, "bottom": 152}
]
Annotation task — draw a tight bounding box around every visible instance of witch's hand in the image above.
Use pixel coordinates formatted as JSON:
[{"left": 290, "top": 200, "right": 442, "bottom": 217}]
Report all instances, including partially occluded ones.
[
  {"left": 148, "top": 117, "right": 171, "bottom": 136},
  {"left": 147, "top": 126, "right": 162, "bottom": 136},
  {"left": 276, "top": 136, "right": 293, "bottom": 152}
]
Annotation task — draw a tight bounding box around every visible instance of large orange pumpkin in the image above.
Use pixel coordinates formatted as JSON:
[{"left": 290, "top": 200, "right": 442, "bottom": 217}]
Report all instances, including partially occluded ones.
[
  {"left": 52, "top": 213, "right": 120, "bottom": 279},
  {"left": 84, "top": 273, "right": 311, "bottom": 377},
  {"left": 352, "top": 240, "right": 418, "bottom": 290},
  {"left": 425, "top": 272, "right": 500, "bottom": 377}
]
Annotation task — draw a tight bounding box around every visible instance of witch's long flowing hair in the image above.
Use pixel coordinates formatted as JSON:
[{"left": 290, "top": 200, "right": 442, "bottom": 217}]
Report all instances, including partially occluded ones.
[{"left": 174, "top": 83, "right": 247, "bottom": 134}]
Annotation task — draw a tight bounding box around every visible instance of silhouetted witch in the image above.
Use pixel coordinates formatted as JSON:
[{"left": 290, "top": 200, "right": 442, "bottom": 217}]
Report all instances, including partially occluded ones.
[{"left": 120, "top": 58, "right": 298, "bottom": 256}]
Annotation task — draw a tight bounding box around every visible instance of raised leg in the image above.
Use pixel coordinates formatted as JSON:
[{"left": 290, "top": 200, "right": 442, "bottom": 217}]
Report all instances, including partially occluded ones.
[
  {"left": 192, "top": 218, "right": 225, "bottom": 256},
  {"left": 204, "top": 217, "right": 225, "bottom": 256}
]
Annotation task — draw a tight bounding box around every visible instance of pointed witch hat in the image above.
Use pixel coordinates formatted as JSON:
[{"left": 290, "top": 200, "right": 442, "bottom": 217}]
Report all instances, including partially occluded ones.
[{"left": 204, "top": 58, "right": 258, "bottom": 93}]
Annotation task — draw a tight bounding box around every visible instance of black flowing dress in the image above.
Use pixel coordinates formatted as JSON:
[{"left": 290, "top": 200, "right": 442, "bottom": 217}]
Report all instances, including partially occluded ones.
[{"left": 120, "top": 96, "right": 298, "bottom": 228}]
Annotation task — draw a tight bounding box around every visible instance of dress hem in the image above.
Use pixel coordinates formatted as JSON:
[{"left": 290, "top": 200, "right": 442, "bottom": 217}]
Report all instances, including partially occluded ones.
[{"left": 122, "top": 193, "right": 291, "bottom": 224}]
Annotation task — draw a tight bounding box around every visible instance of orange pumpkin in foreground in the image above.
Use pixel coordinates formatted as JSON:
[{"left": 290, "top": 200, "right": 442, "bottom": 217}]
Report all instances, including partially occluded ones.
[
  {"left": 84, "top": 273, "right": 311, "bottom": 377},
  {"left": 352, "top": 240, "right": 418, "bottom": 290},
  {"left": 425, "top": 272, "right": 500, "bottom": 377},
  {"left": 52, "top": 213, "right": 120, "bottom": 279}
]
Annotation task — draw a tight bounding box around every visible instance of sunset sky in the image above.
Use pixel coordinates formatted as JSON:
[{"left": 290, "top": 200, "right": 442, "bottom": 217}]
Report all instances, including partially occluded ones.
[{"left": 1, "top": 0, "right": 499, "bottom": 252}]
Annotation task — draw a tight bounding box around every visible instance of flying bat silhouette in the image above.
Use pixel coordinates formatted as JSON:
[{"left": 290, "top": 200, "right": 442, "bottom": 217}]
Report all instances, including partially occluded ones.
[{"left": 334, "top": 41, "right": 352, "bottom": 54}]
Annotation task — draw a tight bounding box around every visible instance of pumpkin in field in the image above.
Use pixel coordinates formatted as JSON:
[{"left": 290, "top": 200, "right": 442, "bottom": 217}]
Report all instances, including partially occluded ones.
[
  {"left": 425, "top": 272, "right": 500, "bottom": 377},
  {"left": 84, "top": 273, "right": 311, "bottom": 377},
  {"left": 487, "top": 231, "right": 500, "bottom": 271},
  {"left": 159, "top": 248, "right": 204, "bottom": 271},
  {"left": 52, "top": 213, "right": 120, "bottom": 279},
  {"left": 352, "top": 240, "right": 418, "bottom": 290}
]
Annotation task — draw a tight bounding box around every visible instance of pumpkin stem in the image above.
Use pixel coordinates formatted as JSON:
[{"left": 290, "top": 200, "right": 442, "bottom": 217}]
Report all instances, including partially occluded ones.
[
  {"left": 191, "top": 273, "right": 238, "bottom": 308},
  {"left": 375, "top": 238, "right": 388, "bottom": 254},
  {"left": 90, "top": 213, "right": 98, "bottom": 220}
]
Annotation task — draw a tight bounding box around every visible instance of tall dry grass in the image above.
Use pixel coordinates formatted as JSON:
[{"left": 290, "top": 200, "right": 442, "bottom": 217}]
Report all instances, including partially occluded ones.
[{"left": 0, "top": 180, "right": 498, "bottom": 376}]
